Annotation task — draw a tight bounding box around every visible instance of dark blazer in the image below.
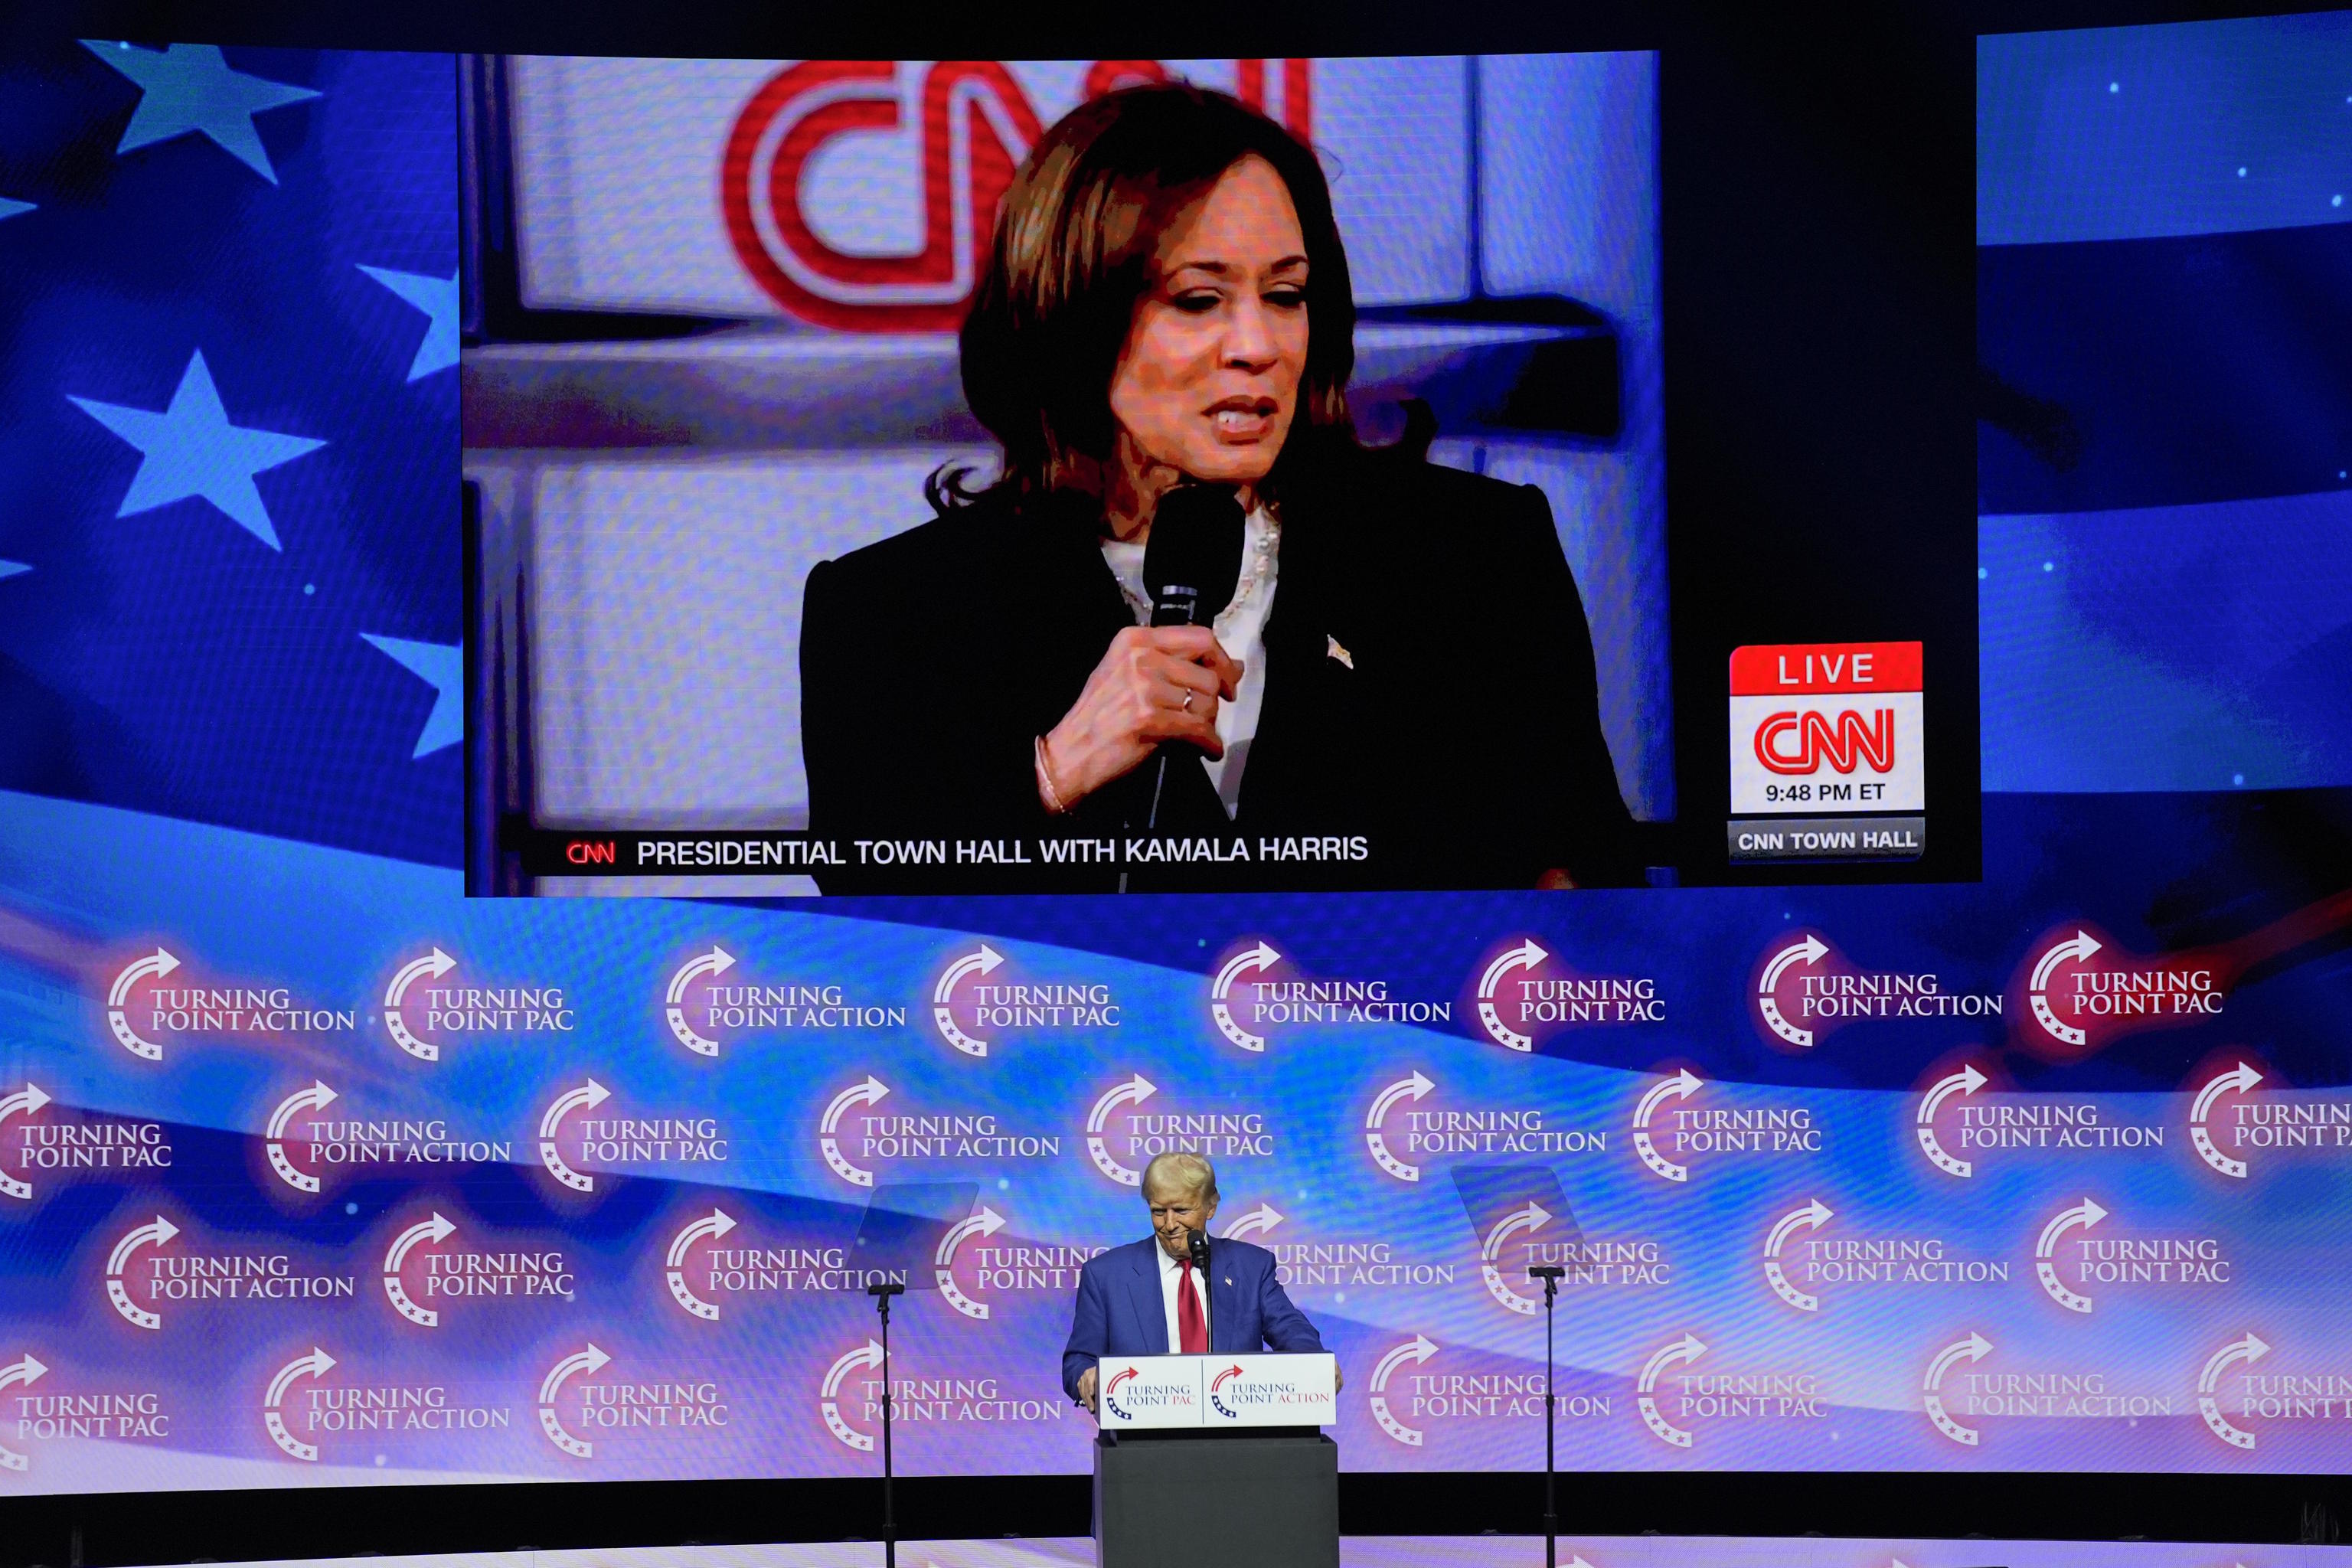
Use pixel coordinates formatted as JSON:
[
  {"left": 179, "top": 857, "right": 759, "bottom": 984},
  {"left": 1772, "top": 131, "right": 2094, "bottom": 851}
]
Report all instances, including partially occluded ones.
[
  {"left": 799, "top": 449, "right": 1638, "bottom": 892},
  {"left": 1060, "top": 1235, "right": 1323, "bottom": 1403}
]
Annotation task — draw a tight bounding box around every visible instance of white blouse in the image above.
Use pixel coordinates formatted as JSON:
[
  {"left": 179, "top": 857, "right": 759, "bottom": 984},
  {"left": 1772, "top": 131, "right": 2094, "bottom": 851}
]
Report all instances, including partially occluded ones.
[{"left": 1099, "top": 505, "right": 1279, "bottom": 819}]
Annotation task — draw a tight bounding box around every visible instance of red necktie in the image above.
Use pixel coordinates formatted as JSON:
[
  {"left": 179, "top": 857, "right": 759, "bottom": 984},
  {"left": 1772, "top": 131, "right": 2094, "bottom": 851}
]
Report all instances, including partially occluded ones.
[{"left": 1178, "top": 1257, "right": 1207, "bottom": 1354}]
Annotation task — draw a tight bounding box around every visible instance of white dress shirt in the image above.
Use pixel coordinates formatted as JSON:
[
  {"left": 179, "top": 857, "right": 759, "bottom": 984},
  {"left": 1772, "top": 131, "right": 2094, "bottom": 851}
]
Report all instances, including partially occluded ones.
[
  {"left": 1099, "top": 505, "right": 1279, "bottom": 818},
  {"left": 1155, "top": 1238, "right": 1214, "bottom": 1354}
]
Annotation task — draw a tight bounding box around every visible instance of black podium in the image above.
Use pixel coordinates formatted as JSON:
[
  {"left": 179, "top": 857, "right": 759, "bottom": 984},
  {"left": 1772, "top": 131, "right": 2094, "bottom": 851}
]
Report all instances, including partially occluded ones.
[{"left": 1093, "top": 1428, "right": 1339, "bottom": 1568}]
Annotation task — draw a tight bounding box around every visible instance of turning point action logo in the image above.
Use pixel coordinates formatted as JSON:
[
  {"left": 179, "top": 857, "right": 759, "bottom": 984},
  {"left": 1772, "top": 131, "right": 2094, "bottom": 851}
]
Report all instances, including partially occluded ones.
[
  {"left": 818, "top": 1073, "right": 1060, "bottom": 1188},
  {"left": 106, "top": 946, "right": 178, "bottom": 1059},
  {"left": 1209, "top": 940, "right": 1455, "bottom": 1053},
  {"left": 665, "top": 943, "right": 905, "bottom": 1057},
  {"left": 105, "top": 946, "right": 354, "bottom": 1061},
  {"left": 1750, "top": 930, "right": 1998, "bottom": 1051},
  {"left": 1761, "top": 1199, "right": 1834, "bottom": 1312},
  {"left": 104, "top": 1214, "right": 180, "bottom": 1329},
  {"left": 822, "top": 1339, "right": 886, "bottom": 1449},
  {"left": 1361, "top": 1072, "right": 1604, "bottom": 1184},
  {"left": 1368, "top": 1334, "right": 1439, "bottom": 1445},
  {"left": 264, "top": 1082, "right": 512, "bottom": 1194},
  {"left": 666, "top": 1208, "right": 738, "bottom": 1320},
  {"left": 264, "top": 1346, "right": 337, "bottom": 1461},
  {"left": 1922, "top": 1332, "right": 1993, "bottom": 1446}
]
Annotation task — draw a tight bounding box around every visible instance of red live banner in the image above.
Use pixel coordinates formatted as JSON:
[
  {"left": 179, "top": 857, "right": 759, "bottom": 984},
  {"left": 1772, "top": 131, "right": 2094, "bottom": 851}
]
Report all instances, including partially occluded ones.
[{"left": 1729, "top": 641, "right": 1922, "bottom": 697}]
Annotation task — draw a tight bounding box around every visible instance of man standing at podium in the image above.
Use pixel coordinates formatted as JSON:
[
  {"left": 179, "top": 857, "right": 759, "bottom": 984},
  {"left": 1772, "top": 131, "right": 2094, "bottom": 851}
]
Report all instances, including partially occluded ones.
[{"left": 1063, "top": 1151, "right": 1338, "bottom": 1410}]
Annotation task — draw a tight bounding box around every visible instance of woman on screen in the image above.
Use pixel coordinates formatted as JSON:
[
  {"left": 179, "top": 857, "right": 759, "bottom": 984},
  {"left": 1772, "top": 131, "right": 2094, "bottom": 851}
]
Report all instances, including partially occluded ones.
[{"left": 799, "top": 83, "right": 1635, "bottom": 891}]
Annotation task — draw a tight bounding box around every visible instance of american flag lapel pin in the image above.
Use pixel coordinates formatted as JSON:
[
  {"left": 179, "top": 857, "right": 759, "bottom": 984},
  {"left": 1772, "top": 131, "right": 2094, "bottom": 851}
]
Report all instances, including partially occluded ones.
[{"left": 1325, "top": 635, "right": 1354, "bottom": 669}]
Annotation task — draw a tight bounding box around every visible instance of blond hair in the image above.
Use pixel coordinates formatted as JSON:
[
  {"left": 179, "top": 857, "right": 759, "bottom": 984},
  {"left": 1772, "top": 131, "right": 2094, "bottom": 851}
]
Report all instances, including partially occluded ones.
[{"left": 1141, "top": 1151, "right": 1219, "bottom": 1204}]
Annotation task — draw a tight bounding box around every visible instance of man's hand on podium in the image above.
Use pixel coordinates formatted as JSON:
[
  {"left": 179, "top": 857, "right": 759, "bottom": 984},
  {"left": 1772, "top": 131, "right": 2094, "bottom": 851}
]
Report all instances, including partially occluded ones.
[{"left": 1333, "top": 1363, "right": 1344, "bottom": 1393}]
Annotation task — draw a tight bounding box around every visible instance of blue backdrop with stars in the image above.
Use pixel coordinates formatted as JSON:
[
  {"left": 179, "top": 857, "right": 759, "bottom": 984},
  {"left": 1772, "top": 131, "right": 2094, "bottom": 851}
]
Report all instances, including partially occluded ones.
[{"left": 0, "top": 43, "right": 459, "bottom": 867}]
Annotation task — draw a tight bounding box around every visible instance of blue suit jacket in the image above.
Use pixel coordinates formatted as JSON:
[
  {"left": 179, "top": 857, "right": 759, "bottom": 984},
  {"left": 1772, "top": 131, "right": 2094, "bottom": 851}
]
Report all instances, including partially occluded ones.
[{"left": 1061, "top": 1235, "right": 1324, "bottom": 1402}]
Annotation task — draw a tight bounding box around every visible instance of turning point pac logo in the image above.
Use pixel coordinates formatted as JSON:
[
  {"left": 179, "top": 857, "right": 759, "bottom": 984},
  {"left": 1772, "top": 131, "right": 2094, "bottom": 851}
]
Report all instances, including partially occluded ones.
[
  {"left": 0, "top": 1352, "right": 46, "bottom": 1470},
  {"left": 537, "top": 1078, "right": 610, "bottom": 1192},
  {"left": 539, "top": 1343, "right": 611, "bottom": 1459},
  {"left": 1, "top": 1081, "right": 51, "bottom": 1200},
  {"left": 382, "top": 1212, "right": 457, "bottom": 1327},
  {"left": 382, "top": 947, "right": 456, "bottom": 1060},
  {"left": 1472, "top": 938, "right": 1663, "bottom": 1053}
]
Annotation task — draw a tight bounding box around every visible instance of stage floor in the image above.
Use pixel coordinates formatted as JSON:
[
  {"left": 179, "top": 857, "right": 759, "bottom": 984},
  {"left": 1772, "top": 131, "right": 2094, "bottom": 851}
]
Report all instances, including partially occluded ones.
[{"left": 190, "top": 1538, "right": 2352, "bottom": 1568}]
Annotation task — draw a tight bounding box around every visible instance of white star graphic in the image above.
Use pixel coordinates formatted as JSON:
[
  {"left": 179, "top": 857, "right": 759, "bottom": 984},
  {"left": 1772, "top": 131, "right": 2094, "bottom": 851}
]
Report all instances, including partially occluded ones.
[
  {"left": 0, "top": 198, "right": 32, "bottom": 222},
  {"left": 358, "top": 265, "right": 460, "bottom": 381},
  {"left": 361, "top": 635, "right": 462, "bottom": 758},
  {"left": 70, "top": 349, "right": 326, "bottom": 551},
  {"left": 81, "top": 41, "right": 319, "bottom": 185}
]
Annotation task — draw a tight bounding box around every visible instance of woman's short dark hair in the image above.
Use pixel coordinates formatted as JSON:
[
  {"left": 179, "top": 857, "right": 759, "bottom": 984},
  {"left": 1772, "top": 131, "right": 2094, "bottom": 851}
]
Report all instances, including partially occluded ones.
[{"left": 936, "top": 83, "right": 1357, "bottom": 512}]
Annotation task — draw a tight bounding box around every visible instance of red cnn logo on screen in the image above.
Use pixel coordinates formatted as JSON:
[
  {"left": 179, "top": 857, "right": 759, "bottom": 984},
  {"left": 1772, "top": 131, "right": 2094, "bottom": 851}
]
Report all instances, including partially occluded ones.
[
  {"left": 565, "top": 839, "right": 616, "bottom": 866},
  {"left": 1753, "top": 708, "right": 1895, "bottom": 776},
  {"left": 721, "top": 60, "right": 1314, "bottom": 332}
]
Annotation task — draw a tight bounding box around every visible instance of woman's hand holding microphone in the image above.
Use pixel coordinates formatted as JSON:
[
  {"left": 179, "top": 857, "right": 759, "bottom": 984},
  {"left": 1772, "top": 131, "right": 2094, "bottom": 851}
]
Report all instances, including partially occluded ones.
[{"left": 1036, "top": 626, "right": 1241, "bottom": 812}]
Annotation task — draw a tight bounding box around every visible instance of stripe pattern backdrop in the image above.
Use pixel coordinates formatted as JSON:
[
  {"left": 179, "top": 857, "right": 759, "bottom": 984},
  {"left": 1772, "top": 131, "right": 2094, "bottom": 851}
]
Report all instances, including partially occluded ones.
[{"left": 1977, "top": 11, "right": 2352, "bottom": 793}]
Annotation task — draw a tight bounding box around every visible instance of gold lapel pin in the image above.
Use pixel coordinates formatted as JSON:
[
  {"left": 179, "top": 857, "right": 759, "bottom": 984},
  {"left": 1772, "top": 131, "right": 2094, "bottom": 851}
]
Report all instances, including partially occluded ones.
[{"left": 1325, "top": 635, "right": 1354, "bottom": 669}]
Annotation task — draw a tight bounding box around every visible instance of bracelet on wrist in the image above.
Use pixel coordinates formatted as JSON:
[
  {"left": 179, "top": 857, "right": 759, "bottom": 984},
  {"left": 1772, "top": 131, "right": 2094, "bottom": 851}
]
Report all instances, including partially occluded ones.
[{"left": 1034, "top": 734, "right": 1070, "bottom": 815}]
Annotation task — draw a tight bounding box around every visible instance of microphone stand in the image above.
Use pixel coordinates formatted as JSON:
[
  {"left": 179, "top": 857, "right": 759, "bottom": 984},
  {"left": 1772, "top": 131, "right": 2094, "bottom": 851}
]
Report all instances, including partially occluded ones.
[
  {"left": 1527, "top": 1266, "right": 1565, "bottom": 1568},
  {"left": 867, "top": 1281, "right": 906, "bottom": 1568},
  {"left": 1187, "top": 1229, "right": 1214, "bottom": 1355}
]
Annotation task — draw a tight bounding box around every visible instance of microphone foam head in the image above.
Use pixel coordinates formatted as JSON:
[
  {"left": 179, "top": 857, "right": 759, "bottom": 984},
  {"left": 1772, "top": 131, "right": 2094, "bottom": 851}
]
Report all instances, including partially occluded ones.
[{"left": 1143, "top": 485, "right": 1246, "bottom": 626}]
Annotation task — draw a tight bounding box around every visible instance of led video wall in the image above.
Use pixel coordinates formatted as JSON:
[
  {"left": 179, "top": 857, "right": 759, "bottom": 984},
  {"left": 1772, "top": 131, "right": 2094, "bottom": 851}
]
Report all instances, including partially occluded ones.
[{"left": 0, "top": 13, "right": 2348, "bottom": 1501}]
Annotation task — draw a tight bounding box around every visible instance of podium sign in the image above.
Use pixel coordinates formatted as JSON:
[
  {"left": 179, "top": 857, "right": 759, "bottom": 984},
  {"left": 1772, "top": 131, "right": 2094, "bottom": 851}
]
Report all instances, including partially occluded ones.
[{"left": 1098, "top": 1353, "right": 1338, "bottom": 1429}]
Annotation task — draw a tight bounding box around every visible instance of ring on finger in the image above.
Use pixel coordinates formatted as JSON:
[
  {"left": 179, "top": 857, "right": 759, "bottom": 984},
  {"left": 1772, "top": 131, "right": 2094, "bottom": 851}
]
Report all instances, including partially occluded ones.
[{"left": 1181, "top": 691, "right": 1195, "bottom": 712}]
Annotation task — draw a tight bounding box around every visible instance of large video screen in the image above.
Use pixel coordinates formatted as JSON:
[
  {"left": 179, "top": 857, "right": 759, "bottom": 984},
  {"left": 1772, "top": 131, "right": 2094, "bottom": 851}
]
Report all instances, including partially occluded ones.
[
  {"left": 0, "top": 10, "right": 2345, "bottom": 1503},
  {"left": 462, "top": 52, "right": 1975, "bottom": 895},
  {"left": 471, "top": 54, "right": 1684, "bottom": 894}
]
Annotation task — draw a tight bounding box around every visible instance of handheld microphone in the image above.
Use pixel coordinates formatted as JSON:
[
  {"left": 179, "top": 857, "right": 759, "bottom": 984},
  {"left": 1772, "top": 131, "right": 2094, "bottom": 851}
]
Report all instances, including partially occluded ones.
[
  {"left": 1138, "top": 485, "right": 1246, "bottom": 838},
  {"left": 1143, "top": 485, "right": 1246, "bottom": 629}
]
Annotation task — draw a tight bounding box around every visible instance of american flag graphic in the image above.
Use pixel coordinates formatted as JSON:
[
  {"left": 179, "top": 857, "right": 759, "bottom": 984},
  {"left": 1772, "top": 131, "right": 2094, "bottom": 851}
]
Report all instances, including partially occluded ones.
[{"left": 0, "top": 43, "right": 459, "bottom": 867}]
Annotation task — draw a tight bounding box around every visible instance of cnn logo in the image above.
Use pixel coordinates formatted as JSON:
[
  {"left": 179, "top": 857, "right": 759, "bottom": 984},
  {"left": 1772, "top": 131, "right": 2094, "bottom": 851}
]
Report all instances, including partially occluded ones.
[
  {"left": 720, "top": 60, "right": 1315, "bottom": 332},
  {"left": 1753, "top": 708, "right": 1895, "bottom": 776}
]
